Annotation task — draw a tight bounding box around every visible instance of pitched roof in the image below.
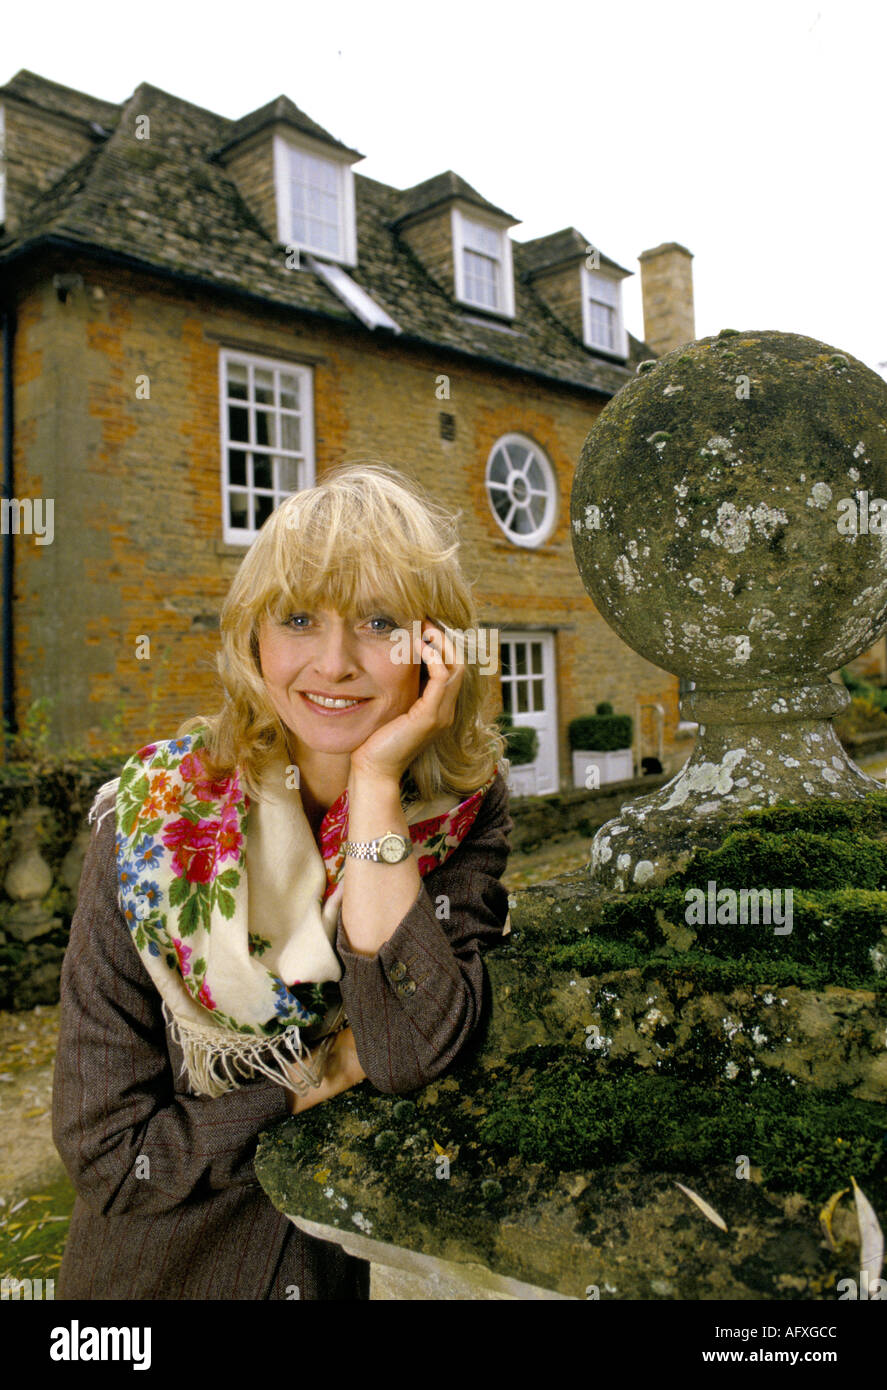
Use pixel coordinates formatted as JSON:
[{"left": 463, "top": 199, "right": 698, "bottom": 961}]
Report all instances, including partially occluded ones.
[
  {"left": 392, "top": 170, "right": 516, "bottom": 226},
  {"left": 0, "top": 71, "right": 651, "bottom": 395},
  {"left": 520, "top": 227, "right": 631, "bottom": 279},
  {"left": 214, "top": 94, "right": 362, "bottom": 161},
  {"left": 1, "top": 68, "right": 119, "bottom": 132}
]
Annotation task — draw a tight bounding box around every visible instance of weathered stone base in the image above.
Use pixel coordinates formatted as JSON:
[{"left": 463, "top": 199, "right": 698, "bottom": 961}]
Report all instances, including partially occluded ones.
[
  {"left": 290, "top": 1217, "right": 571, "bottom": 1299},
  {"left": 256, "top": 794, "right": 886, "bottom": 1300}
]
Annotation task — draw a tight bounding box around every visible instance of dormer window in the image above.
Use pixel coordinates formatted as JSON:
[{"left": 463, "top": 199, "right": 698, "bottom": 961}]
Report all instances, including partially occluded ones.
[
  {"left": 582, "top": 268, "right": 627, "bottom": 357},
  {"left": 452, "top": 208, "right": 514, "bottom": 317},
  {"left": 273, "top": 133, "right": 356, "bottom": 264}
]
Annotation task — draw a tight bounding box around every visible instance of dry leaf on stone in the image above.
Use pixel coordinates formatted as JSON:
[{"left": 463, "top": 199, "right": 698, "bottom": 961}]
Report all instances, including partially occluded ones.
[
  {"left": 674, "top": 1181, "right": 728, "bottom": 1232},
  {"left": 819, "top": 1186, "right": 849, "bottom": 1252},
  {"left": 851, "top": 1177, "right": 884, "bottom": 1282}
]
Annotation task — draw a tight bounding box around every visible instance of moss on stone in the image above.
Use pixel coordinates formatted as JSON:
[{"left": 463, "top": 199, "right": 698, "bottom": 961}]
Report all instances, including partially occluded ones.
[
  {"left": 477, "top": 1056, "right": 887, "bottom": 1207},
  {"left": 255, "top": 789, "right": 887, "bottom": 1296},
  {"left": 525, "top": 796, "right": 887, "bottom": 989}
]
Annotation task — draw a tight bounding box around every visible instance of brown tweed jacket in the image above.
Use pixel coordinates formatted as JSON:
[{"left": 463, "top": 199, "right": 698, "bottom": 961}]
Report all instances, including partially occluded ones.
[{"left": 52, "top": 769, "right": 512, "bottom": 1300}]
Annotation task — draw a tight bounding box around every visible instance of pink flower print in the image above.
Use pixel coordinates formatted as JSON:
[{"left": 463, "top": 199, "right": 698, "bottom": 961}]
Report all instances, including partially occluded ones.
[
  {"left": 409, "top": 812, "right": 445, "bottom": 840},
  {"left": 417, "top": 853, "right": 439, "bottom": 876},
  {"left": 162, "top": 805, "right": 242, "bottom": 883},
  {"left": 179, "top": 749, "right": 236, "bottom": 803},
  {"left": 216, "top": 802, "right": 243, "bottom": 865},
  {"left": 198, "top": 979, "right": 216, "bottom": 1010},
  {"left": 172, "top": 937, "right": 193, "bottom": 976},
  {"left": 163, "top": 817, "right": 221, "bottom": 884},
  {"left": 446, "top": 792, "right": 482, "bottom": 844},
  {"left": 320, "top": 791, "right": 349, "bottom": 860},
  {"left": 136, "top": 743, "right": 158, "bottom": 762}
]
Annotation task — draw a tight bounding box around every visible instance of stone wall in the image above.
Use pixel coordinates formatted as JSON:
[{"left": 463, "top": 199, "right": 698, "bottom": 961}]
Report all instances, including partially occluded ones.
[{"left": 0, "top": 759, "right": 121, "bottom": 1010}]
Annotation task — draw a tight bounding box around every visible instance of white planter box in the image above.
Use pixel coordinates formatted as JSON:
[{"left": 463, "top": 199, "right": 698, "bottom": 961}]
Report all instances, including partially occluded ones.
[
  {"left": 572, "top": 748, "right": 633, "bottom": 789},
  {"left": 507, "top": 763, "right": 539, "bottom": 797}
]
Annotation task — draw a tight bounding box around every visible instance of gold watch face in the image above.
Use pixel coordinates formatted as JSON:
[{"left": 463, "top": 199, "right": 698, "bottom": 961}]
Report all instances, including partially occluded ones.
[{"left": 378, "top": 834, "right": 406, "bottom": 863}]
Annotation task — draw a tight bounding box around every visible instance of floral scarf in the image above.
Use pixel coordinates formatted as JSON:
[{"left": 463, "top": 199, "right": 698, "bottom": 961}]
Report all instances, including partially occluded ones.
[{"left": 88, "top": 729, "right": 493, "bottom": 1097}]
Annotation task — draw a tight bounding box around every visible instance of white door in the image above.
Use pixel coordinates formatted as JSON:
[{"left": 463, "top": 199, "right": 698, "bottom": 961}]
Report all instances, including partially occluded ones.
[{"left": 499, "top": 631, "right": 558, "bottom": 794}]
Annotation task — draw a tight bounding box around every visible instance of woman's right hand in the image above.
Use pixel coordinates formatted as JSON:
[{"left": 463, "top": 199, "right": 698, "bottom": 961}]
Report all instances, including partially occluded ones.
[{"left": 284, "top": 1026, "right": 367, "bottom": 1115}]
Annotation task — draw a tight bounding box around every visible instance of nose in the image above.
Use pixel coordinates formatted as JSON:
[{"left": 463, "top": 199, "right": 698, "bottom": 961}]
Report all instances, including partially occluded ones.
[{"left": 312, "top": 617, "right": 361, "bottom": 684}]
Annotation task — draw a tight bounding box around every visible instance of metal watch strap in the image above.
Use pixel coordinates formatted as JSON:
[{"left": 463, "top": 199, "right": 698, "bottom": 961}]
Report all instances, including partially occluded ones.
[{"left": 344, "top": 831, "right": 413, "bottom": 863}]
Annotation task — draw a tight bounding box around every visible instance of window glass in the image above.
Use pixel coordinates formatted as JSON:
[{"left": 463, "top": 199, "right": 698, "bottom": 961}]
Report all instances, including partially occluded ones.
[
  {"left": 485, "top": 434, "right": 557, "bottom": 547},
  {"left": 222, "top": 354, "right": 313, "bottom": 539},
  {"left": 289, "top": 148, "right": 341, "bottom": 255}
]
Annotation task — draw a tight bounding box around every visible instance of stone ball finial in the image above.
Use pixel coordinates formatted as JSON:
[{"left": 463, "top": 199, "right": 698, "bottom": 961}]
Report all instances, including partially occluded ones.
[
  {"left": 572, "top": 330, "right": 887, "bottom": 681},
  {"left": 571, "top": 330, "right": 887, "bottom": 890}
]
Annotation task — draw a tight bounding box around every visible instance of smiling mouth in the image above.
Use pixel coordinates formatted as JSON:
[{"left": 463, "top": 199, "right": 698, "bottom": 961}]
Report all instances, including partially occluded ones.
[{"left": 300, "top": 691, "right": 370, "bottom": 711}]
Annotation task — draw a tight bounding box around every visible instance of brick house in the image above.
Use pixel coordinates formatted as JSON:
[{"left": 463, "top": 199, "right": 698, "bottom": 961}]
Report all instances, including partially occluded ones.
[{"left": 0, "top": 68, "right": 699, "bottom": 792}]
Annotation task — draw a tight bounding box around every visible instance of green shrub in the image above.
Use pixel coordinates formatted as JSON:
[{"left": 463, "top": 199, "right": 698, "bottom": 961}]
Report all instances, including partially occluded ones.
[
  {"left": 504, "top": 725, "right": 538, "bottom": 765},
  {"left": 495, "top": 711, "right": 539, "bottom": 765},
  {"left": 568, "top": 711, "right": 633, "bottom": 751}
]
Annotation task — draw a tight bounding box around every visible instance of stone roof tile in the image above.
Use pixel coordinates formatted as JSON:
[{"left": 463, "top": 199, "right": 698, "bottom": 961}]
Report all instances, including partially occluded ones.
[
  {"left": 0, "top": 67, "right": 120, "bottom": 131},
  {"left": 392, "top": 170, "right": 516, "bottom": 226},
  {"left": 214, "top": 94, "right": 362, "bottom": 160}
]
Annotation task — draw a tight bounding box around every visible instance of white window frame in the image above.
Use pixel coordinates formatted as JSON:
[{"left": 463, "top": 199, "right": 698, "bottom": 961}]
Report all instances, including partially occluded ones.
[
  {"left": 452, "top": 206, "right": 514, "bottom": 317},
  {"left": 499, "top": 630, "right": 559, "bottom": 794},
  {"left": 219, "top": 349, "right": 315, "bottom": 545},
  {"left": 485, "top": 433, "right": 558, "bottom": 548},
  {"left": 581, "top": 266, "right": 628, "bottom": 358},
  {"left": 273, "top": 132, "right": 356, "bottom": 265}
]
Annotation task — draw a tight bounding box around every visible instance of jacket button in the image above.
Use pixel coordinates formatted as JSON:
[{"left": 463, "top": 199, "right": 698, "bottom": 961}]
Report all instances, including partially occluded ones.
[
  {"left": 396, "top": 979, "right": 416, "bottom": 998},
  {"left": 389, "top": 960, "right": 407, "bottom": 982}
]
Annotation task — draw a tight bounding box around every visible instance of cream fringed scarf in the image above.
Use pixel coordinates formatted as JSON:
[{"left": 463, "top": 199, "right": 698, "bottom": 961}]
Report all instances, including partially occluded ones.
[{"left": 88, "top": 729, "right": 493, "bottom": 1098}]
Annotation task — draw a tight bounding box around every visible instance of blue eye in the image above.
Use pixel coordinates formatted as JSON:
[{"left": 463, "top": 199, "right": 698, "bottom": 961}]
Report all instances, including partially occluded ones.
[
  {"left": 367, "top": 616, "right": 398, "bottom": 633},
  {"left": 285, "top": 614, "right": 311, "bottom": 629}
]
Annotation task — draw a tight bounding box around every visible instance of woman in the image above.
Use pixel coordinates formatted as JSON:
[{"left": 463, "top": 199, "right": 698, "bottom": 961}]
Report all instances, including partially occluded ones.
[{"left": 52, "top": 463, "right": 512, "bottom": 1300}]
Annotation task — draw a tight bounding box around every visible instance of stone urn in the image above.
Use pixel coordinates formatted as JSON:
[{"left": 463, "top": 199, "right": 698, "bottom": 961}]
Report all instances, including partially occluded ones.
[
  {"left": 2, "top": 803, "right": 60, "bottom": 942},
  {"left": 571, "top": 330, "right": 887, "bottom": 889}
]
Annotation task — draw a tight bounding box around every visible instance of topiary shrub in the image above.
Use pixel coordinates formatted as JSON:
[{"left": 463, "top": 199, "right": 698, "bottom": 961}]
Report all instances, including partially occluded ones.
[
  {"left": 568, "top": 706, "right": 632, "bottom": 752},
  {"left": 495, "top": 711, "right": 539, "bottom": 765}
]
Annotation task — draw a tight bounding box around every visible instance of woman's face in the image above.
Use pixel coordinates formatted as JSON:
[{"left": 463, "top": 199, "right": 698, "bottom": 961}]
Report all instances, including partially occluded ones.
[{"left": 257, "top": 602, "right": 422, "bottom": 762}]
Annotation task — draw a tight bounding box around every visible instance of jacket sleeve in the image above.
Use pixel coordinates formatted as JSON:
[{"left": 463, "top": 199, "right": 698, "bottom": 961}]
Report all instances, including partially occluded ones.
[
  {"left": 51, "top": 808, "right": 291, "bottom": 1218},
  {"left": 334, "top": 770, "right": 513, "bottom": 1093}
]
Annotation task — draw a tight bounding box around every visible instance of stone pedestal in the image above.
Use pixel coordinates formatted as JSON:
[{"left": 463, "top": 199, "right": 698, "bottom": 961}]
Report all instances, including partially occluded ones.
[
  {"left": 571, "top": 331, "right": 887, "bottom": 888},
  {"left": 2, "top": 805, "right": 60, "bottom": 942}
]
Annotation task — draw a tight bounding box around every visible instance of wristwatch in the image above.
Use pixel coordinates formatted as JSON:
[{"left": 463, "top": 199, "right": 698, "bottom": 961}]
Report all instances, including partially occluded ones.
[{"left": 344, "top": 831, "right": 414, "bottom": 864}]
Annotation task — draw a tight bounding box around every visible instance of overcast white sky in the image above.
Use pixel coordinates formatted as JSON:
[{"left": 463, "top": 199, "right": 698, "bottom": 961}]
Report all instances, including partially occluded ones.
[{"left": 5, "top": 0, "right": 886, "bottom": 373}]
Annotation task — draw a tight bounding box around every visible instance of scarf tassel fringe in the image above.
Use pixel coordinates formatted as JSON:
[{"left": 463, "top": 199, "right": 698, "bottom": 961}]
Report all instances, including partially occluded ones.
[{"left": 162, "top": 1000, "right": 337, "bottom": 1099}]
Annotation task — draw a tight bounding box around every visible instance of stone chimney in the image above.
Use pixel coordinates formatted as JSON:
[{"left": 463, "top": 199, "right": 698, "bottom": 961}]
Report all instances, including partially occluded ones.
[{"left": 638, "top": 242, "right": 695, "bottom": 356}]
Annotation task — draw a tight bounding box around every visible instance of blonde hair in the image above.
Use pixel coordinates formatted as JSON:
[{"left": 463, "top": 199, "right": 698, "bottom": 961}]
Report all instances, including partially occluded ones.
[{"left": 177, "top": 463, "right": 506, "bottom": 800}]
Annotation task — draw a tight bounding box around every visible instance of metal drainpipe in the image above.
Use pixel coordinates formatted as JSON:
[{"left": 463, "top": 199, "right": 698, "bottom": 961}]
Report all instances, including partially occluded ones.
[{"left": 2, "top": 302, "right": 15, "bottom": 747}]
